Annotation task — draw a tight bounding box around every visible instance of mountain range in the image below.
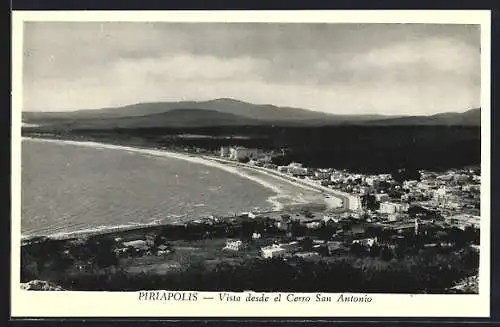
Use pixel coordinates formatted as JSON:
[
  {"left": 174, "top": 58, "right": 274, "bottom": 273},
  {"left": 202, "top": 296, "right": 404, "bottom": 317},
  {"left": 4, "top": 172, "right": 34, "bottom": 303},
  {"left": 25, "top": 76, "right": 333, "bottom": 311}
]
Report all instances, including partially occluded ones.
[{"left": 22, "top": 98, "right": 481, "bottom": 129}]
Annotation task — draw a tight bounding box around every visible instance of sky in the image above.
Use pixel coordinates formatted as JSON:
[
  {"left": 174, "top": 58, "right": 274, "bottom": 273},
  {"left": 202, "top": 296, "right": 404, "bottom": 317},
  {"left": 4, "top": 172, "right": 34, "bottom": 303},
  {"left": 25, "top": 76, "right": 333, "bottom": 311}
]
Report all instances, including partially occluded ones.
[{"left": 22, "top": 22, "right": 481, "bottom": 115}]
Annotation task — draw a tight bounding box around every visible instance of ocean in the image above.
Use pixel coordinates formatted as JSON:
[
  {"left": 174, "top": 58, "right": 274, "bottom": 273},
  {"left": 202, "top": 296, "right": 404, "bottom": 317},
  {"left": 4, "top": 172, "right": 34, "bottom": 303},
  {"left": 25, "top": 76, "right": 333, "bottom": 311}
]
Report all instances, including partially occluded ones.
[{"left": 21, "top": 139, "right": 275, "bottom": 237}]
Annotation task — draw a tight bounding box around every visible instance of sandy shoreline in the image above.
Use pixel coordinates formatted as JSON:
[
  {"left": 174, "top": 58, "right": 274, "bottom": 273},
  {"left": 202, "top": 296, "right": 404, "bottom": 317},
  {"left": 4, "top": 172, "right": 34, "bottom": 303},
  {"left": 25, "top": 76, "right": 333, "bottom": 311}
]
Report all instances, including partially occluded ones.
[{"left": 22, "top": 137, "right": 337, "bottom": 211}]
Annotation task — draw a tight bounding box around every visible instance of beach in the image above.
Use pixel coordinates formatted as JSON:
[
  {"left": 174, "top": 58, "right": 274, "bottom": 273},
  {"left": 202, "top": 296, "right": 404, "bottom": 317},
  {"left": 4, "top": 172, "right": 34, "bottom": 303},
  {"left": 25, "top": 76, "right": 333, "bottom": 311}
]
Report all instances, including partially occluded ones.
[{"left": 21, "top": 137, "right": 342, "bottom": 239}]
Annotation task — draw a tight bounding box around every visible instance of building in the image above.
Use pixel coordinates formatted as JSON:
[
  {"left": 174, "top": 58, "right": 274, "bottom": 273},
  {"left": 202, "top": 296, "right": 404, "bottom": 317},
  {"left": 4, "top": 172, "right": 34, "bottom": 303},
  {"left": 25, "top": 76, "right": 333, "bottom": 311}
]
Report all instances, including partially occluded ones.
[
  {"left": 288, "top": 162, "right": 303, "bottom": 168},
  {"left": 379, "top": 201, "right": 409, "bottom": 214},
  {"left": 156, "top": 244, "right": 170, "bottom": 255},
  {"left": 224, "top": 240, "right": 244, "bottom": 251},
  {"left": 303, "top": 219, "right": 322, "bottom": 229},
  {"left": 252, "top": 232, "right": 262, "bottom": 239},
  {"left": 277, "top": 166, "right": 289, "bottom": 173},
  {"left": 433, "top": 186, "right": 448, "bottom": 202},
  {"left": 446, "top": 214, "right": 480, "bottom": 230},
  {"left": 375, "top": 193, "right": 390, "bottom": 202},
  {"left": 352, "top": 237, "right": 378, "bottom": 247},
  {"left": 229, "top": 147, "right": 257, "bottom": 161},
  {"left": 220, "top": 146, "right": 230, "bottom": 158},
  {"left": 145, "top": 233, "right": 156, "bottom": 247},
  {"left": 288, "top": 166, "right": 308, "bottom": 176},
  {"left": 294, "top": 252, "right": 320, "bottom": 259},
  {"left": 347, "top": 194, "right": 363, "bottom": 211},
  {"left": 261, "top": 244, "right": 287, "bottom": 258},
  {"left": 122, "top": 240, "right": 148, "bottom": 249},
  {"left": 323, "top": 214, "right": 340, "bottom": 224},
  {"left": 314, "top": 171, "right": 331, "bottom": 179},
  {"left": 121, "top": 239, "right": 150, "bottom": 253},
  {"left": 403, "top": 180, "right": 419, "bottom": 189}
]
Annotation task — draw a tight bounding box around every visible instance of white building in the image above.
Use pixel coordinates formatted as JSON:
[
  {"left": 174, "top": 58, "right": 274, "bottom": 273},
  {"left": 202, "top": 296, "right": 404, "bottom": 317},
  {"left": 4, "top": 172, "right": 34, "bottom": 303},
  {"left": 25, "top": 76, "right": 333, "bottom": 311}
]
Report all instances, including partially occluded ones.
[
  {"left": 252, "top": 232, "right": 262, "bottom": 239},
  {"left": 314, "top": 171, "right": 331, "bottom": 179},
  {"left": 387, "top": 213, "right": 405, "bottom": 222},
  {"left": 288, "top": 163, "right": 308, "bottom": 176},
  {"left": 220, "top": 146, "right": 230, "bottom": 158},
  {"left": 375, "top": 193, "right": 390, "bottom": 202},
  {"left": 433, "top": 186, "right": 448, "bottom": 202},
  {"left": 352, "top": 237, "right": 378, "bottom": 247},
  {"left": 288, "top": 162, "right": 303, "bottom": 168},
  {"left": 446, "top": 214, "right": 480, "bottom": 230},
  {"left": 224, "top": 240, "right": 244, "bottom": 251},
  {"left": 277, "top": 166, "right": 289, "bottom": 173},
  {"left": 322, "top": 215, "right": 340, "bottom": 224},
  {"left": 229, "top": 147, "right": 257, "bottom": 161},
  {"left": 122, "top": 240, "right": 148, "bottom": 248},
  {"left": 261, "top": 244, "right": 287, "bottom": 259},
  {"left": 379, "top": 201, "right": 409, "bottom": 214},
  {"left": 364, "top": 176, "right": 376, "bottom": 186},
  {"left": 403, "top": 180, "right": 419, "bottom": 189},
  {"left": 295, "top": 252, "right": 320, "bottom": 259},
  {"left": 347, "top": 194, "right": 362, "bottom": 211},
  {"left": 304, "top": 220, "right": 322, "bottom": 229}
]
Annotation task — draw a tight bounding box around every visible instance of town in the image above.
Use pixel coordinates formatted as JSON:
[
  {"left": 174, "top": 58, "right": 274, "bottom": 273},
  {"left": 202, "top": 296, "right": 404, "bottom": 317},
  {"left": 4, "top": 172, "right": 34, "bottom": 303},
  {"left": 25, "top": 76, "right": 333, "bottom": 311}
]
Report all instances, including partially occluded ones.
[{"left": 21, "top": 144, "right": 481, "bottom": 293}]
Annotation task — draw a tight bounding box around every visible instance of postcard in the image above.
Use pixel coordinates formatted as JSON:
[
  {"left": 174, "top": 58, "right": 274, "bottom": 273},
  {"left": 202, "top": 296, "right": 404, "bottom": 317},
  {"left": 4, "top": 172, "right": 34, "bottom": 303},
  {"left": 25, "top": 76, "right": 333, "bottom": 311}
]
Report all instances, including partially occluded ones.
[{"left": 11, "top": 10, "right": 491, "bottom": 318}]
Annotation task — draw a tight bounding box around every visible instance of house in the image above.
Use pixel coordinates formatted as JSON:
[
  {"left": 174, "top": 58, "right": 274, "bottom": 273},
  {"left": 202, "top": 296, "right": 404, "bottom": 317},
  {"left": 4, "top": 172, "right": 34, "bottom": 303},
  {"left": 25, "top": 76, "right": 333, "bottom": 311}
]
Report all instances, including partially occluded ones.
[
  {"left": 145, "top": 233, "right": 156, "bottom": 247},
  {"left": 352, "top": 237, "right": 378, "bottom": 247},
  {"left": 261, "top": 244, "right": 287, "bottom": 258},
  {"left": 326, "top": 241, "right": 345, "bottom": 253},
  {"left": 346, "top": 194, "right": 363, "bottom": 212},
  {"left": 314, "top": 171, "right": 331, "bottom": 179},
  {"left": 224, "top": 239, "right": 244, "bottom": 251},
  {"left": 229, "top": 147, "right": 257, "bottom": 161},
  {"left": 375, "top": 193, "right": 390, "bottom": 202},
  {"left": 156, "top": 244, "right": 171, "bottom": 255},
  {"left": 252, "top": 232, "right": 262, "bottom": 239},
  {"left": 288, "top": 162, "right": 303, "bottom": 168},
  {"left": 445, "top": 214, "right": 480, "bottom": 230},
  {"left": 294, "top": 252, "right": 320, "bottom": 259},
  {"left": 220, "top": 146, "right": 230, "bottom": 158},
  {"left": 387, "top": 213, "right": 405, "bottom": 222},
  {"left": 277, "top": 166, "right": 290, "bottom": 173},
  {"left": 323, "top": 215, "right": 340, "bottom": 224},
  {"left": 121, "top": 239, "right": 150, "bottom": 254},
  {"left": 379, "top": 201, "right": 409, "bottom": 214},
  {"left": 289, "top": 167, "right": 308, "bottom": 176},
  {"left": 303, "top": 219, "right": 322, "bottom": 229},
  {"left": 122, "top": 240, "right": 148, "bottom": 249}
]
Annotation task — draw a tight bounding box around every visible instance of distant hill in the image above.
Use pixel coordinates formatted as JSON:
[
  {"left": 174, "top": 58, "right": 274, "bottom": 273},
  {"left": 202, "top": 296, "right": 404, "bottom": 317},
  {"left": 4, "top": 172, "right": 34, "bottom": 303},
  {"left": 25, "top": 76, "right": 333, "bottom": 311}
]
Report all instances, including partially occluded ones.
[
  {"left": 34, "top": 109, "right": 268, "bottom": 129},
  {"left": 22, "top": 99, "right": 480, "bottom": 129},
  {"left": 364, "top": 108, "right": 481, "bottom": 126}
]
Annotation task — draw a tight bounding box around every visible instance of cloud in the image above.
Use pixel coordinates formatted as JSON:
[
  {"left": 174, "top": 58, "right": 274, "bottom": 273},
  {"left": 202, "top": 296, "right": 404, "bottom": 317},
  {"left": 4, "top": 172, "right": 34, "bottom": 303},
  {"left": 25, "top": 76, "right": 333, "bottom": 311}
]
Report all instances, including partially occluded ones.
[{"left": 22, "top": 22, "right": 481, "bottom": 115}]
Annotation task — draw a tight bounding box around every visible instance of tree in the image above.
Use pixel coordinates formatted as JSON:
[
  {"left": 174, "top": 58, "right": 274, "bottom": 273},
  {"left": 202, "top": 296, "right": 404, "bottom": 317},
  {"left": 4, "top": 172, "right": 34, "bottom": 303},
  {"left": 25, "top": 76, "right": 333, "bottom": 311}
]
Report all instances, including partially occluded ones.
[
  {"left": 362, "top": 195, "right": 379, "bottom": 211},
  {"left": 349, "top": 242, "right": 365, "bottom": 256},
  {"left": 239, "top": 220, "right": 256, "bottom": 241},
  {"left": 87, "top": 237, "right": 119, "bottom": 268},
  {"left": 379, "top": 247, "right": 394, "bottom": 261},
  {"left": 392, "top": 168, "right": 421, "bottom": 184},
  {"left": 299, "top": 237, "right": 314, "bottom": 251}
]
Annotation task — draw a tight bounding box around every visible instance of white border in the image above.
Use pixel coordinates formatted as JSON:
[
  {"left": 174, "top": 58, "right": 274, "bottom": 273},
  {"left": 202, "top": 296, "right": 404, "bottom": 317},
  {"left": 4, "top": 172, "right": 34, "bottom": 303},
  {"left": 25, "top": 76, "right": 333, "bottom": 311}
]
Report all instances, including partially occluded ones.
[{"left": 11, "top": 10, "right": 491, "bottom": 318}]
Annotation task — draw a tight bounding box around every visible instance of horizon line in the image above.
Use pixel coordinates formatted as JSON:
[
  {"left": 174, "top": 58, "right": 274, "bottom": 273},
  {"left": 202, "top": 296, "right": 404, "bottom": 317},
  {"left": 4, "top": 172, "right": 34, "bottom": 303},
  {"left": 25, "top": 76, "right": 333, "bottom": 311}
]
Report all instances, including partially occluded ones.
[{"left": 22, "top": 97, "right": 480, "bottom": 116}]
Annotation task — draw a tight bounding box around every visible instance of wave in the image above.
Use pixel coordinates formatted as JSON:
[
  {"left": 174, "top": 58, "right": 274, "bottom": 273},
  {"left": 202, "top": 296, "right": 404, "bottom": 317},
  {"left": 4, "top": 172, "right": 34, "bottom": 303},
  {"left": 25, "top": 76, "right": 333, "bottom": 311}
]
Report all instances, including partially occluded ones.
[{"left": 22, "top": 137, "right": 288, "bottom": 208}]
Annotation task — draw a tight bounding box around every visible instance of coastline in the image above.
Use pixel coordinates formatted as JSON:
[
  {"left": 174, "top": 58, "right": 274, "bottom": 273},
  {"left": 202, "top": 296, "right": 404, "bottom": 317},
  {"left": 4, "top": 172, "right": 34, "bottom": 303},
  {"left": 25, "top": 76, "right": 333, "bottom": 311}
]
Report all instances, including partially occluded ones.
[{"left": 21, "top": 137, "right": 338, "bottom": 240}]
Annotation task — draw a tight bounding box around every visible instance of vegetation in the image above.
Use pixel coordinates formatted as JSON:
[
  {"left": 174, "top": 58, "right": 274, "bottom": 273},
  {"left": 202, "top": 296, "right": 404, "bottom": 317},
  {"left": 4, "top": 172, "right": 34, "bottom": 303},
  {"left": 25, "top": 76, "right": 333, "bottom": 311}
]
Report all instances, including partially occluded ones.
[
  {"left": 23, "top": 124, "right": 480, "bottom": 173},
  {"left": 21, "top": 222, "right": 480, "bottom": 293},
  {"left": 35, "top": 247, "right": 478, "bottom": 293}
]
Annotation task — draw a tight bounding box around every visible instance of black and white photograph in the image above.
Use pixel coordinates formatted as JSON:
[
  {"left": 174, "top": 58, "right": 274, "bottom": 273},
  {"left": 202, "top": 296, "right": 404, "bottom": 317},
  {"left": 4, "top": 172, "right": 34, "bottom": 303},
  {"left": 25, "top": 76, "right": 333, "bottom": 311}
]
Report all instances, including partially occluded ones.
[{"left": 11, "top": 10, "right": 491, "bottom": 318}]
